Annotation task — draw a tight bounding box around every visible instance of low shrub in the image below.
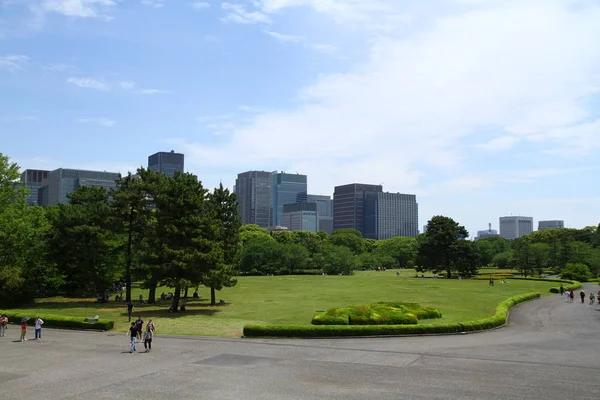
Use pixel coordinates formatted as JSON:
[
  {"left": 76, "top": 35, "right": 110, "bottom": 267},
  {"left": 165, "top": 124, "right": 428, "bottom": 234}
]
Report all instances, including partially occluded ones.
[
  {"left": 311, "top": 302, "right": 441, "bottom": 326},
  {"left": 0, "top": 312, "right": 114, "bottom": 331},
  {"left": 244, "top": 292, "right": 540, "bottom": 338}
]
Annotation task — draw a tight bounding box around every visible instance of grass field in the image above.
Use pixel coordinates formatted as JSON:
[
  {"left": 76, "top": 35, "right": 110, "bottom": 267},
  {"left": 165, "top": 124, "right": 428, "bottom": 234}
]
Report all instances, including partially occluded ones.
[{"left": 4, "top": 270, "right": 556, "bottom": 337}]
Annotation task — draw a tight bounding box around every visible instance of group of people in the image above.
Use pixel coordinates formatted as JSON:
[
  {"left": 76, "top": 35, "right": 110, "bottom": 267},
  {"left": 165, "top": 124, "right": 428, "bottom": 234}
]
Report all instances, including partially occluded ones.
[
  {"left": 559, "top": 285, "right": 599, "bottom": 304},
  {"left": 0, "top": 315, "right": 44, "bottom": 341},
  {"left": 126, "top": 316, "right": 155, "bottom": 353}
]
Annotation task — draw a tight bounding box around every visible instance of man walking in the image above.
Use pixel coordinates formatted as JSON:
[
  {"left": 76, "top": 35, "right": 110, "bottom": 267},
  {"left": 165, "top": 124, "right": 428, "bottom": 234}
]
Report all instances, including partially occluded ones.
[{"left": 34, "top": 316, "right": 44, "bottom": 340}]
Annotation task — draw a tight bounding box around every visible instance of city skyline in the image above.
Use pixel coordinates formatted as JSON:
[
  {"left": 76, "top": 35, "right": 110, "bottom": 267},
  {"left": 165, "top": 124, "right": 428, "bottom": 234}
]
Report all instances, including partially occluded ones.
[{"left": 2, "top": 1, "right": 599, "bottom": 236}]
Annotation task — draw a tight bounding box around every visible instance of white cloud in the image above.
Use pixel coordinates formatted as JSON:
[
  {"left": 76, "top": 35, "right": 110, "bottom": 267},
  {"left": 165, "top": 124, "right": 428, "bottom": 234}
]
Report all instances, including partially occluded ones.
[
  {"left": 475, "top": 136, "right": 520, "bottom": 152},
  {"left": 262, "top": 30, "right": 302, "bottom": 43},
  {"left": 181, "top": 0, "right": 600, "bottom": 199},
  {"left": 192, "top": 1, "right": 210, "bottom": 9},
  {"left": 137, "top": 88, "right": 168, "bottom": 94},
  {"left": 141, "top": 0, "right": 164, "bottom": 7},
  {"left": 0, "top": 54, "right": 29, "bottom": 72},
  {"left": 40, "top": 0, "right": 117, "bottom": 19},
  {"left": 77, "top": 118, "right": 116, "bottom": 127},
  {"left": 67, "top": 77, "right": 110, "bottom": 90},
  {"left": 221, "top": 2, "right": 271, "bottom": 24}
]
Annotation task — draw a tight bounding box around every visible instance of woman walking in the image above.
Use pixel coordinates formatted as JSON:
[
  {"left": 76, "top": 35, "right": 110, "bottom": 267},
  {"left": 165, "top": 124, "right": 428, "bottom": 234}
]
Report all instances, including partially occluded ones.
[
  {"left": 143, "top": 325, "right": 153, "bottom": 352},
  {"left": 34, "top": 316, "right": 44, "bottom": 340},
  {"left": 20, "top": 318, "right": 28, "bottom": 341},
  {"left": 0, "top": 314, "right": 8, "bottom": 337},
  {"left": 127, "top": 322, "right": 137, "bottom": 353}
]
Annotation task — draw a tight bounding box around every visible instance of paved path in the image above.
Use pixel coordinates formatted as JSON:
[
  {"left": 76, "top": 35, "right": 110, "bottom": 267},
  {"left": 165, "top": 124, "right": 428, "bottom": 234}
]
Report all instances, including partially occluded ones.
[{"left": 2, "top": 286, "right": 600, "bottom": 400}]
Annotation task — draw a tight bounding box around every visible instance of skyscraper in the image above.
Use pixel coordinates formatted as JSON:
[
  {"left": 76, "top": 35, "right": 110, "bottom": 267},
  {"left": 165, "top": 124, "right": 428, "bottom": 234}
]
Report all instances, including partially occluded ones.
[
  {"left": 363, "top": 192, "right": 419, "bottom": 239},
  {"left": 538, "top": 220, "right": 565, "bottom": 230},
  {"left": 333, "top": 183, "right": 382, "bottom": 234},
  {"left": 148, "top": 150, "right": 184, "bottom": 178},
  {"left": 20, "top": 169, "right": 49, "bottom": 205},
  {"left": 307, "top": 194, "right": 333, "bottom": 234},
  {"left": 499, "top": 216, "right": 534, "bottom": 240},
  {"left": 282, "top": 202, "right": 318, "bottom": 232},
  {"left": 272, "top": 172, "right": 307, "bottom": 227},
  {"left": 44, "top": 168, "right": 120, "bottom": 206},
  {"left": 235, "top": 171, "right": 272, "bottom": 228}
]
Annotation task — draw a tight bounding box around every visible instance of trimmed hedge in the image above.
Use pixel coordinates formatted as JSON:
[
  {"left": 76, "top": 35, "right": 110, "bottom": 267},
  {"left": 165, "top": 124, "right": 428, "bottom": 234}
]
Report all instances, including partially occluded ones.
[
  {"left": 243, "top": 292, "right": 541, "bottom": 338},
  {"left": 312, "top": 302, "right": 441, "bottom": 326},
  {"left": 491, "top": 276, "right": 582, "bottom": 293},
  {"left": 0, "top": 312, "right": 114, "bottom": 331}
]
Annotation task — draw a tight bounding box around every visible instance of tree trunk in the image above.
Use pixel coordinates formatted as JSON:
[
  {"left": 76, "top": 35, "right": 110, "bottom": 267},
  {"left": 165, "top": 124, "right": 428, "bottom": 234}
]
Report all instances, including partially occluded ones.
[
  {"left": 210, "top": 286, "right": 216, "bottom": 306},
  {"left": 147, "top": 280, "right": 158, "bottom": 304},
  {"left": 171, "top": 282, "right": 181, "bottom": 312},
  {"left": 184, "top": 286, "right": 189, "bottom": 298}
]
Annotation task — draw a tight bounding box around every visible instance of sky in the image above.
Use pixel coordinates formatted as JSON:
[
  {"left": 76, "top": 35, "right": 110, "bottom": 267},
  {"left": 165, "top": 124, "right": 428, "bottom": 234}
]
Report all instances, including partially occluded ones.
[{"left": 1, "top": 0, "right": 599, "bottom": 237}]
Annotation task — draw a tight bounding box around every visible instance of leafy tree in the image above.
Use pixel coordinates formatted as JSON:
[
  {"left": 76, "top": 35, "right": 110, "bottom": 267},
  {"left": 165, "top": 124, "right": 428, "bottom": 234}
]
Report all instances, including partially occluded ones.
[
  {"left": 417, "top": 216, "right": 469, "bottom": 278},
  {"left": 377, "top": 236, "right": 418, "bottom": 268},
  {"left": 329, "top": 229, "right": 364, "bottom": 254},
  {"left": 560, "top": 263, "right": 591, "bottom": 282},
  {"left": 239, "top": 237, "right": 283, "bottom": 275},
  {"left": 491, "top": 250, "right": 513, "bottom": 269},
  {"left": 280, "top": 243, "right": 310, "bottom": 273},
  {"left": 320, "top": 244, "right": 357, "bottom": 275},
  {"left": 451, "top": 240, "right": 479, "bottom": 277},
  {"left": 202, "top": 184, "right": 242, "bottom": 305}
]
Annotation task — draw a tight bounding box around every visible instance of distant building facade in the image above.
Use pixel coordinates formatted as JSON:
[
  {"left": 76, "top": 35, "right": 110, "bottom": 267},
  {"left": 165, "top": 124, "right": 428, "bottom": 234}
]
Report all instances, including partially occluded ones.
[
  {"left": 476, "top": 229, "right": 500, "bottom": 240},
  {"left": 43, "top": 169, "right": 120, "bottom": 206},
  {"left": 235, "top": 171, "right": 273, "bottom": 228},
  {"left": 307, "top": 194, "right": 333, "bottom": 234},
  {"left": 538, "top": 220, "right": 564, "bottom": 230},
  {"left": 271, "top": 172, "right": 307, "bottom": 227},
  {"left": 282, "top": 202, "right": 318, "bottom": 233},
  {"left": 363, "top": 192, "right": 419, "bottom": 239},
  {"left": 148, "top": 151, "right": 184, "bottom": 178},
  {"left": 20, "top": 169, "right": 49, "bottom": 205},
  {"left": 333, "top": 183, "right": 382, "bottom": 234},
  {"left": 499, "top": 216, "right": 533, "bottom": 240}
]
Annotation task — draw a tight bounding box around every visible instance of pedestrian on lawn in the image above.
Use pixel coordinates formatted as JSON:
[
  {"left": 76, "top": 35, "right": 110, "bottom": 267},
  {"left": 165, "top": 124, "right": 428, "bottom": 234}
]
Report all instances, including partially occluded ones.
[
  {"left": 34, "top": 316, "right": 44, "bottom": 340},
  {"left": 127, "top": 301, "right": 134, "bottom": 322},
  {"left": 0, "top": 314, "right": 8, "bottom": 337},
  {"left": 559, "top": 285, "right": 564, "bottom": 295},
  {"left": 127, "top": 322, "right": 137, "bottom": 353},
  {"left": 135, "top": 316, "right": 144, "bottom": 342},
  {"left": 143, "top": 325, "right": 153, "bottom": 352}
]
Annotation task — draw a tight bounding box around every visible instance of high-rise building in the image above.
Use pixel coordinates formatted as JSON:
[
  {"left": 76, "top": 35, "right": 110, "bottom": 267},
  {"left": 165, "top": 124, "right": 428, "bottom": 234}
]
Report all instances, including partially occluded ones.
[
  {"left": 282, "top": 202, "right": 318, "bottom": 232},
  {"left": 20, "top": 169, "right": 49, "bottom": 205},
  {"left": 538, "top": 220, "right": 565, "bottom": 230},
  {"left": 148, "top": 150, "right": 184, "bottom": 178},
  {"left": 333, "top": 183, "right": 382, "bottom": 234},
  {"left": 235, "top": 171, "right": 272, "bottom": 228},
  {"left": 363, "top": 192, "right": 419, "bottom": 239},
  {"left": 476, "top": 223, "right": 500, "bottom": 240},
  {"left": 42, "top": 168, "right": 120, "bottom": 206},
  {"left": 272, "top": 172, "right": 307, "bottom": 227},
  {"left": 307, "top": 194, "right": 333, "bottom": 234},
  {"left": 499, "top": 216, "right": 533, "bottom": 240}
]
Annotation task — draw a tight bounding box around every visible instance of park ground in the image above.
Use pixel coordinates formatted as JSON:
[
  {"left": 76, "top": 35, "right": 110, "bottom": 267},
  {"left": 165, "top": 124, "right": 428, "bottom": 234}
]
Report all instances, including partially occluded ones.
[{"left": 4, "top": 269, "right": 558, "bottom": 336}]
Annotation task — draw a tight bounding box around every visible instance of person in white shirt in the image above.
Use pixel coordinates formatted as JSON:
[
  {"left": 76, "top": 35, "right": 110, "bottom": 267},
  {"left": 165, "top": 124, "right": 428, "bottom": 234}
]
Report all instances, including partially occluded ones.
[{"left": 34, "top": 316, "right": 44, "bottom": 340}]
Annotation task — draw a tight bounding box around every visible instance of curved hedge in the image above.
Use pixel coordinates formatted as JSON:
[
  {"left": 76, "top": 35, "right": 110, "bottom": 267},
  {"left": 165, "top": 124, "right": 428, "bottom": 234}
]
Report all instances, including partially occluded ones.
[
  {"left": 243, "top": 292, "right": 541, "bottom": 338},
  {"left": 507, "top": 277, "right": 581, "bottom": 293},
  {"left": 0, "top": 312, "right": 114, "bottom": 331}
]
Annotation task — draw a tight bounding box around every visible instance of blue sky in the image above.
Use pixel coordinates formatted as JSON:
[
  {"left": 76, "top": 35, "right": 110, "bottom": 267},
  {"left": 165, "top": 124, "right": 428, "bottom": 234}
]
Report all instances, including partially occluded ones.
[{"left": 1, "top": 0, "right": 599, "bottom": 236}]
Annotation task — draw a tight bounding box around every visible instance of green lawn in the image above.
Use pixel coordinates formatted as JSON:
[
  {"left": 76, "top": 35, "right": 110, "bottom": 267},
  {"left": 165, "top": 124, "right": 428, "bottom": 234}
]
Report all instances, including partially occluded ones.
[{"left": 4, "top": 270, "right": 556, "bottom": 337}]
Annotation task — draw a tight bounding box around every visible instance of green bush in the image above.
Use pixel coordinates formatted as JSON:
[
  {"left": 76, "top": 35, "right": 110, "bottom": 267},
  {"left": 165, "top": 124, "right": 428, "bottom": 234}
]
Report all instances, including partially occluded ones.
[
  {"left": 1, "top": 312, "right": 114, "bottom": 331},
  {"left": 244, "top": 292, "right": 541, "bottom": 338},
  {"left": 311, "top": 302, "right": 440, "bottom": 326}
]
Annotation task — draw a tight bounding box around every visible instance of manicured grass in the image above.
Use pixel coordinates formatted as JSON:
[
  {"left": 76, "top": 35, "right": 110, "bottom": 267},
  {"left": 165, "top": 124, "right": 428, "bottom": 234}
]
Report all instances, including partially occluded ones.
[{"left": 4, "top": 270, "right": 557, "bottom": 337}]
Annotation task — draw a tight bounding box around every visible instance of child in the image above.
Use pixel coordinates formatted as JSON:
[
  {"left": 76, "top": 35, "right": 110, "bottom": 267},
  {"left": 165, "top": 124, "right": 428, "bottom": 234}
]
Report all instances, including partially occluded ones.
[
  {"left": 0, "top": 314, "right": 7, "bottom": 337},
  {"left": 20, "top": 319, "right": 28, "bottom": 341},
  {"left": 143, "top": 325, "right": 153, "bottom": 352},
  {"left": 127, "top": 322, "right": 137, "bottom": 353},
  {"left": 590, "top": 292, "right": 595, "bottom": 305},
  {"left": 34, "top": 316, "right": 44, "bottom": 340}
]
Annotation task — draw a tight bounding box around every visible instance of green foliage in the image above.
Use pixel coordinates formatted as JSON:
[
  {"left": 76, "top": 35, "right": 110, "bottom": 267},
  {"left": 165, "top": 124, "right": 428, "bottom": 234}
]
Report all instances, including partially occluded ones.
[
  {"left": 312, "top": 302, "right": 441, "bottom": 326},
  {"left": 319, "top": 244, "right": 357, "bottom": 275},
  {"left": 244, "top": 292, "right": 540, "bottom": 337},
  {"left": 559, "top": 263, "right": 591, "bottom": 282},
  {"left": 1, "top": 312, "right": 114, "bottom": 331},
  {"left": 329, "top": 229, "right": 364, "bottom": 254}
]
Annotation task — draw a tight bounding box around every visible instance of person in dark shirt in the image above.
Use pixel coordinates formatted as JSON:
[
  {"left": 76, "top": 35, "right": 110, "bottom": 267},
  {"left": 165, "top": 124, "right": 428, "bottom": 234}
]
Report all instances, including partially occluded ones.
[
  {"left": 134, "top": 316, "right": 144, "bottom": 342},
  {"left": 127, "top": 322, "right": 137, "bottom": 353}
]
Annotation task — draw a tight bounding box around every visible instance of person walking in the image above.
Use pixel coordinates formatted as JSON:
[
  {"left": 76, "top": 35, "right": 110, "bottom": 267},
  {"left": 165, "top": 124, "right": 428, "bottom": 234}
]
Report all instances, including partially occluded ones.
[
  {"left": 20, "top": 318, "right": 28, "bottom": 341},
  {"left": 127, "top": 322, "right": 137, "bottom": 353},
  {"left": 143, "top": 325, "right": 153, "bottom": 352},
  {"left": 134, "top": 316, "right": 144, "bottom": 342},
  {"left": 565, "top": 290, "right": 570, "bottom": 303},
  {"left": 590, "top": 292, "right": 595, "bottom": 305},
  {"left": 580, "top": 290, "right": 586, "bottom": 304},
  {"left": 34, "top": 316, "right": 44, "bottom": 340},
  {"left": 147, "top": 318, "right": 155, "bottom": 333},
  {"left": 127, "top": 301, "right": 134, "bottom": 323},
  {"left": 0, "top": 314, "right": 8, "bottom": 337},
  {"left": 559, "top": 285, "right": 565, "bottom": 296},
  {"left": 570, "top": 290, "right": 574, "bottom": 303}
]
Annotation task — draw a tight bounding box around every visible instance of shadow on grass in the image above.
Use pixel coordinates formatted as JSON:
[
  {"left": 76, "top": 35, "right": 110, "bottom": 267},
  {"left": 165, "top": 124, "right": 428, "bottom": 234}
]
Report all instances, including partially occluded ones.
[
  {"left": 35, "top": 298, "right": 220, "bottom": 309},
  {"left": 124, "top": 308, "right": 221, "bottom": 320}
]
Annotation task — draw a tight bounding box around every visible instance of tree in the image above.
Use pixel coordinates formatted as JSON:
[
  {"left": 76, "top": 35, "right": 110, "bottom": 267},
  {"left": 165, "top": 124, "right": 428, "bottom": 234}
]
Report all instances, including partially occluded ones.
[
  {"left": 280, "top": 243, "right": 309, "bottom": 273},
  {"left": 377, "top": 236, "right": 418, "bottom": 268},
  {"left": 48, "top": 187, "right": 122, "bottom": 298},
  {"left": 320, "top": 244, "right": 357, "bottom": 275},
  {"left": 417, "top": 216, "right": 469, "bottom": 278},
  {"left": 560, "top": 263, "right": 591, "bottom": 282},
  {"left": 202, "top": 183, "right": 242, "bottom": 305},
  {"left": 491, "top": 250, "right": 513, "bottom": 269},
  {"left": 329, "top": 229, "right": 364, "bottom": 254},
  {"left": 239, "top": 237, "right": 283, "bottom": 275}
]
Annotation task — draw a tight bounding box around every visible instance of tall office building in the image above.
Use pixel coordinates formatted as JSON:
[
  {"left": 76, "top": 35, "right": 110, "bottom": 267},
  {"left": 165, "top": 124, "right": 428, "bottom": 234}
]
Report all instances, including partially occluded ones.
[
  {"left": 235, "top": 171, "right": 273, "bottom": 228},
  {"left": 272, "top": 172, "right": 307, "bottom": 227},
  {"left": 307, "top": 194, "right": 333, "bottom": 234},
  {"left": 333, "top": 183, "right": 382, "bottom": 234},
  {"left": 148, "top": 150, "right": 184, "bottom": 178},
  {"left": 538, "top": 220, "right": 564, "bottom": 230},
  {"left": 499, "top": 216, "right": 534, "bottom": 240},
  {"left": 43, "top": 168, "right": 120, "bottom": 206},
  {"left": 363, "top": 192, "right": 419, "bottom": 239},
  {"left": 282, "top": 202, "right": 318, "bottom": 232},
  {"left": 20, "top": 169, "right": 49, "bottom": 205},
  {"left": 476, "top": 223, "right": 500, "bottom": 240}
]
